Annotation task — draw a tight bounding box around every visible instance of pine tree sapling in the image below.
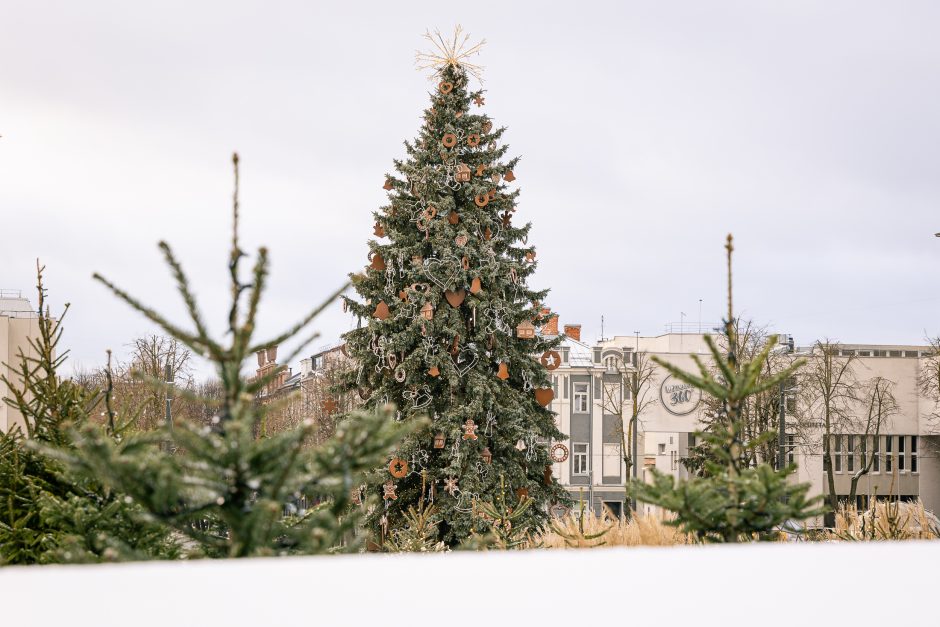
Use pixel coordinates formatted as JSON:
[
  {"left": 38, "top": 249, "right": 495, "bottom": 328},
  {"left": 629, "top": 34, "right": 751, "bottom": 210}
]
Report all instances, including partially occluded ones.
[
  {"left": 342, "top": 30, "right": 568, "bottom": 545},
  {"left": 1, "top": 264, "right": 174, "bottom": 564},
  {"left": 631, "top": 235, "right": 825, "bottom": 542},
  {"left": 60, "top": 154, "right": 411, "bottom": 558}
]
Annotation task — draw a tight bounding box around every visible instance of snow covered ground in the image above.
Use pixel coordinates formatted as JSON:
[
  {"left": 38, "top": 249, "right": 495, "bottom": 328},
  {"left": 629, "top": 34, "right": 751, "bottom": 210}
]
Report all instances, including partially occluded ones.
[{"left": 2, "top": 541, "right": 934, "bottom": 625}]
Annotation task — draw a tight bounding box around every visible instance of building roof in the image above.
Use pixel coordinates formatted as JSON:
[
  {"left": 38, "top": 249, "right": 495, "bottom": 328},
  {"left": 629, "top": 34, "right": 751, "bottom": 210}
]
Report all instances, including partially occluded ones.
[{"left": 559, "top": 336, "right": 594, "bottom": 368}]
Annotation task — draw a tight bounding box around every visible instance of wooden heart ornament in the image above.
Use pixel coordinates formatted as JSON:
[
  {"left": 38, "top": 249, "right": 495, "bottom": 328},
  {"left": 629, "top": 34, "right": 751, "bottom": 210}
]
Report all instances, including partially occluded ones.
[
  {"left": 534, "top": 387, "right": 554, "bottom": 407},
  {"left": 455, "top": 234, "right": 469, "bottom": 247},
  {"left": 444, "top": 288, "right": 466, "bottom": 307},
  {"left": 448, "top": 211, "right": 459, "bottom": 225}
]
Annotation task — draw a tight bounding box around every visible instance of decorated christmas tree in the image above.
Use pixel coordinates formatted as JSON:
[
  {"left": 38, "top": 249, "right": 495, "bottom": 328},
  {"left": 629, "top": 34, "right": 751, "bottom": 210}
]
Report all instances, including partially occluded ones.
[{"left": 342, "top": 28, "right": 567, "bottom": 545}]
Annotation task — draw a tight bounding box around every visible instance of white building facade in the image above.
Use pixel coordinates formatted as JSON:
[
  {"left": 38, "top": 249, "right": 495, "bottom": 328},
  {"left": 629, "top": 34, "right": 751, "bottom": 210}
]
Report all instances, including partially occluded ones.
[{"left": 546, "top": 326, "right": 940, "bottom": 523}]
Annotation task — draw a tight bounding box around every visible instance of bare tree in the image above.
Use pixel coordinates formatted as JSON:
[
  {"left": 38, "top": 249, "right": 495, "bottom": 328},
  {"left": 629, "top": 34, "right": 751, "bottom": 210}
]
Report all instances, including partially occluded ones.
[
  {"left": 846, "top": 376, "right": 898, "bottom": 504},
  {"left": 919, "top": 336, "right": 940, "bottom": 430},
  {"left": 600, "top": 350, "right": 658, "bottom": 516},
  {"left": 797, "top": 339, "right": 860, "bottom": 514},
  {"left": 692, "top": 319, "right": 796, "bottom": 471}
]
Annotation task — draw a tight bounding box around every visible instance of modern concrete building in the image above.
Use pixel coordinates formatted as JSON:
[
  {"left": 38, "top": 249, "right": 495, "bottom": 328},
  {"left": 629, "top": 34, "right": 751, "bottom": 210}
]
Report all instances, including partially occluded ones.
[
  {"left": 0, "top": 290, "right": 41, "bottom": 434},
  {"left": 545, "top": 322, "right": 940, "bottom": 523}
]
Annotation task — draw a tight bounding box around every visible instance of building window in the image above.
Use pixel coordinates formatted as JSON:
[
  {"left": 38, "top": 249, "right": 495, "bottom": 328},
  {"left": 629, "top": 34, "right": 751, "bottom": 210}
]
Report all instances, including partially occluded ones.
[
  {"left": 885, "top": 435, "right": 893, "bottom": 473},
  {"left": 847, "top": 435, "right": 854, "bottom": 473},
  {"left": 898, "top": 436, "right": 906, "bottom": 472},
  {"left": 573, "top": 443, "right": 589, "bottom": 475},
  {"left": 911, "top": 436, "right": 918, "bottom": 473},
  {"left": 657, "top": 443, "right": 666, "bottom": 455},
  {"left": 563, "top": 376, "right": 569, "bottom": 399},
  {"left": 834, "top": 435, "right": 842, "bottom": 473},
  {"left": 603, "top": 381, "right": 621, "bottom": 410},
  {"left": 860, "top": 436, "right": 867, "bottom": 470},
  {"left": 573, "top": 383, "right": 589, "bottom": 413},
  {"left": 873, "top": 435, "right": 880, "bottom": 473},
  {"left": 604, "top": 356, "right": 620, "bottom": 370},
  {"left": 603, "top": 443, "right": 621, "bottom": 477},
  {"left": 786, "top": 434, "right": 795, "bottom": 465}
]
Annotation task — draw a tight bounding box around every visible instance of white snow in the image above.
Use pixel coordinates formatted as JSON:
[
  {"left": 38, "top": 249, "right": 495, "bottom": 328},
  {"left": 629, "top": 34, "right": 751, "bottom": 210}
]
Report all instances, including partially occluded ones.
[{"left": 1, "top": 541, "right": 934, "bottom": 625}]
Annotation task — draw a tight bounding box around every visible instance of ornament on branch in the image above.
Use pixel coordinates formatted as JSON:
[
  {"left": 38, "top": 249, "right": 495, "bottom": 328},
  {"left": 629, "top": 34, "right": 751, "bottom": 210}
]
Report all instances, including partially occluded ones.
[
  {"left": 475, "top": 164, "right": 486, "bottom": 177},
  {"left": 442, "top": 133, "right": 457, "bottom": 148},
  {"left": 544, "top": 466, "right": 554, "bottom": 486},
  {"left": 455, "top": 163, "right": 471, "bottom": 182},
  {"left": 439, "top": 81, "right": 454, "bottom": 94},
  {"left": 534, "top": 387, "right": 555, "bottom": 407},
  {"left": 474, "top": 193, "right": 490, "bottom": 207},
  {"left": 515, "top": 439, "right": 527, "bottom": 451},
  {"left": 455, "top": 234, "right": 469, "bottom": 247},
  {"left": 550, "top": 443, "right": 569, "bottom": 463},
  {"left": 462, "top": 418, "right": 479, "bottom": 440},
  {"left": 424, "top": 256, "right": 461, "bottom": 290},
  {"left": 482, "top": 120, "right": 493, "bottom": 134},
  {"left": 497, "top": 361, "right": 509, "bottom": 380},
  {"left": 481, "top": 447, "right": 493, "bottom": 464},
  {"left": 383, "top": 178, "right": 394, "bottom": 190},
  {"left": 420, "top": 302, "right": 434, "bottom": 320},
  {"left": 403, "top": 385, "right": 433, "bottom": 408},
  {"left": 448, "top": 211, "right": 460, "bottom": 225},
  {"left": 383, "top": 480, "right": 398, "bottom": 500},
  {"left": 443, "top": 477, "right": 459, "bottom": 496},
  {"left": 434, "top": 432, "right": 446, "bottom": 449},
  {"left": 516, "top": 320, "right": 536, "bottom": 339},
  {"left": 467, "top": 133, "right": 480, "bottom": 147},
  {"left": 389, "top": 458, "right": 409, "bottom": 478},
  {"left": 540, "top": 350, "right": 561, "bottom": 370},
  {"left": 394, "top": 364, "right": 406, "bottom": 382},
  {"left": 473, "top": 95, "right": 485, "bottom": 107},
  {"left": 504, "top": 170, "right": 516, "bottom": 182},
  {"left": 444, "top": 288, "right": 466, "bottom": 307},
  {"left": 452, "top": 343, "right": 478, "bottom": 375},
  {"left": 373, "top": 301, "right": 390, "bottom": 320},
  {"left": 516, "top": 487, "right": 529, "bottom": 500},
  {"left": 374, "top": 222, "right": 385, "bottom": 237},
  {"left": 469, "top": 277, "right": 482, "bottom": 294},
  {"left": 369, "top": 251, "right": 385, "bottom": 271},
  {"left": 491, "top": 172, "right": 501, "bottom": 184},
  {"left": 428, "top": 365, "right": 440, "bottom": 377}
]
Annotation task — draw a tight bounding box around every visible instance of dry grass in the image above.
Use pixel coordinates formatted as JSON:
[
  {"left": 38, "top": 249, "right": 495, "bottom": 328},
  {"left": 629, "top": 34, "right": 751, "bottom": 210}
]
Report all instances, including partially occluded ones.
[
  {"left": 540, "top": 510, "right": 694, "bottom": 549},
  {"left": 827, "top": 500, "right": 940, "bottom": 541}
]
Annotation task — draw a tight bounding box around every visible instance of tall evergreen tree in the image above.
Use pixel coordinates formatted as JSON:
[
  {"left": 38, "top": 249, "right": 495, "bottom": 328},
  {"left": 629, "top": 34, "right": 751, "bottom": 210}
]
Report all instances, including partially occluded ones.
[{"left": 342, "top": 30, "right": 567, "bottom": 545}]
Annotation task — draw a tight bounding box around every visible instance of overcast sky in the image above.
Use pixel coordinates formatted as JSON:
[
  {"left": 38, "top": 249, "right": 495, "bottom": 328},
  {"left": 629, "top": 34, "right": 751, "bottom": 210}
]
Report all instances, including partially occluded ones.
[{"left": 2, "top": 1, "right": 939, "bottom": 377}]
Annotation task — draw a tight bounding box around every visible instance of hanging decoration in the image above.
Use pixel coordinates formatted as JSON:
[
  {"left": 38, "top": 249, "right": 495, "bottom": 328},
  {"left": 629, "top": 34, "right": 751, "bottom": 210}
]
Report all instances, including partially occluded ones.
[
  {"left": 482, "top": 120, "right": 493, "bottom": 134},
  {"left": 320, "top": 397, "right": 338, "bottom": 414},
  {"left": 456, "top": 163, "right": 471, "bottom": 182},
  {"left": 481, "top": 447, "right": 493, "bottom": 464},
  {"left": 497, "top": 362, "right": 509, "bottom": 380},
  {"left": 383, "top": 480, "right": 398, "bottom": 500},
  {"left": 467, "top": 133, "right": 480, "bottom": 147},
  {"left": 424, "top": 256, "right": 461, "bottom": 289},
  {"left": 444, "top": 288, "right": 466, "bottom": 307},
  {"left": 369, "top": 252, "right": 386, "bottom": 271},
  {"left": 383, "top": 178, "right": 394, "bottom": 190},
  {"left": 373, "top": 301, "right": 390, "bottom": 320},
  {"left": 443, "top": 477, "right": 459, "bottom": 496},
  {"left": 469, "top": 277, "right": 482, "bottom": 294},
  {"left": 439, "top": 81, "right": 454, "bottom": 94},
  {"left": 515, "top": 439, "right": 527, "bottom": 451},
  {"left": 428, "top": 365, "right": 440, "bottom": 377},
  {"left": 550, "top": 443, "right": 569, "bottom": 463},
  {"left": 540, "top": 350, "right": 561, "bottom": 370},
  {"left": 374, "top": 222, "right": 385, "bottom": 237},
  {"left": 389, "top": 458, "right": 410, "bottom": 478},
  {"left": 448, "top": 211, "right": 460, "bottom": 225},
  {"left": 403, "top": 385, "right": 433, "bottom": 408},
  {"left": 434, "top": 433, "right": 446, "bottom": 449},
  {"left": 462, "top": 418, "right": 479, "bottom": 440},
  {"left": 516, "top": 320, "right": 536, "bottom": 338},
  {"left": 475, "top": 164, "right": 486, "bottom": 177},
  {"left": 474, "top": 193, "right": 490, "bottom": 208},
  {"left": 455, "top": 234, "right": 469, "bottom": 247},
  {"left": 504, "top": 170, "right": 516, "bottom": 182},
  {"left": 442, "top": 133, "right": 457, "bottom": 148},
  {"left": 534, "top": 387, "right": 555, "bottom": 407},
  {"left": 420, "top": 302, "right": 434, "bottom": 320}
]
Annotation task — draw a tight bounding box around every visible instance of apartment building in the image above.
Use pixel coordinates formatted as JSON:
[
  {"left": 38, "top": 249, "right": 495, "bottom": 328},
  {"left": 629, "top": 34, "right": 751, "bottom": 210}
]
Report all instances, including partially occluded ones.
[
  {"left": 0, "top": 290, "right": 41, "bottom": 434},
  {"left": 545, "top": 324, "right": 940, "bottom": 521}
]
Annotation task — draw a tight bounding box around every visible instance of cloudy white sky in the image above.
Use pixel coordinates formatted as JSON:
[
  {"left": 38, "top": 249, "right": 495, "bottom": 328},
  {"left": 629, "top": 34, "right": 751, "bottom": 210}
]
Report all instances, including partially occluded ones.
[{"left": 2, "top": 1, "right": 939, "bottom": 376}]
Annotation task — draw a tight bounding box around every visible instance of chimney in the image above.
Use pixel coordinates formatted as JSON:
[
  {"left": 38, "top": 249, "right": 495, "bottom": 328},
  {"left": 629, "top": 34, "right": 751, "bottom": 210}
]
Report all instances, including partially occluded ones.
[
  {"left": 564, "top": 324, "right": 581, "bottom": 342},
  {"left": 300, "top": 358, "right": 313, "bottom": 377},
  {"left": 541, "top": 308, "right": 559, "bottom": 336}
]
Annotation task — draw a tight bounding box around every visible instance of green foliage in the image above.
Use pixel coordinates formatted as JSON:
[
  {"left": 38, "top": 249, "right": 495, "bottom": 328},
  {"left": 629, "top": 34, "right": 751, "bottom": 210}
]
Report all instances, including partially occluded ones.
[
  {"left": 58, "top": 155, "right": 410, "bottom": 558},
  {"left": 343, "top": 61, "right": 568, "bottom": 546},
  {"left": 468, "top": 474, "right": 539, "bottom": 549},
  {"left": 383, "top": 472, "right": 447, "bottom": 552},
  {"left": 1, "top": 265, "right": 173, "bottom": 565},
  {"left": 631, "top": 235, "right": 826, "bottom": 542}
]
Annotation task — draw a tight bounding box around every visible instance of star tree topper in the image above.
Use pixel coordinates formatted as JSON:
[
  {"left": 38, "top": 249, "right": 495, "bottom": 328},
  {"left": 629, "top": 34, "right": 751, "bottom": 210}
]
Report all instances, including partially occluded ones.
[{"left": 415, "top": 25, "right": 486, "bottom": 83}]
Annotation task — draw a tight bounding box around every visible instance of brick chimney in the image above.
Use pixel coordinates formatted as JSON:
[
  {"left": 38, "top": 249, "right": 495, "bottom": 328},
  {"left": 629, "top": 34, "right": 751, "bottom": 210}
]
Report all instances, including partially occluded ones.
[
  {"left": 563, "top": 324, "right": 581, "bottom": 342},
  {"left": 540, "top": 308, "right": 559, "bottom": 336}
]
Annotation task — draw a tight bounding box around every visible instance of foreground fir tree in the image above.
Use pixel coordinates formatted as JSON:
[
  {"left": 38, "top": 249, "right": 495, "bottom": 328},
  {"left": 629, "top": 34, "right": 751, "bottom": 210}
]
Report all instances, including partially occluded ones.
[
  {"left": 1, "top": 265, "right": 174, "bottom": 564},
  {"left": 60, "top": 154, "right": 410, "bottom": 558},
  {"left": 342, "top": 29, "right": 567, "bottom": 545},
  {"left": 631, "top": 236, "right": 825, "bottom": 542}
]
